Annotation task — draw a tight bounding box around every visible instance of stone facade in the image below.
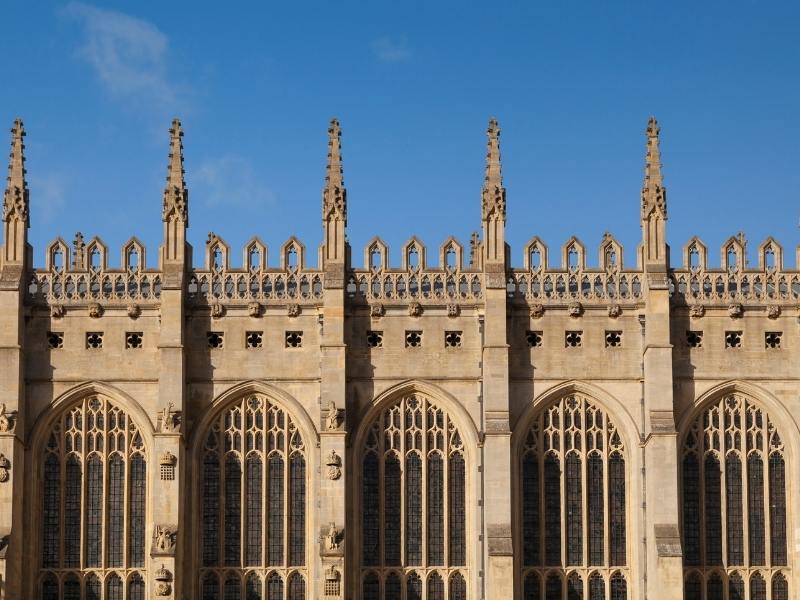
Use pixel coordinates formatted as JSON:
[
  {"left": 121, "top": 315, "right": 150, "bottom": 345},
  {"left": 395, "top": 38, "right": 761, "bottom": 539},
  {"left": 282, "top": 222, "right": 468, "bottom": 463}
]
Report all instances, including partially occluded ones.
[{"left": 0, "top": 116, "right": 797, "bottom": 600}]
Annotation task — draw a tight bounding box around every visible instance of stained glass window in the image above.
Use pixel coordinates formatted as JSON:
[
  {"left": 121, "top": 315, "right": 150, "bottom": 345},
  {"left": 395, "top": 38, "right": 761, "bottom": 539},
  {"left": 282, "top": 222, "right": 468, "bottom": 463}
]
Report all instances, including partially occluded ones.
[
  {"left": 64, "top": 456, "right": 81, "bottom": 568},
  {"left": 609, "top": 454, "right": 626, "bottom": 566},
  {"left": 289, "top": 454, "right": 306, "bottom": 566},
  {"left": 428, "top": 454, "right": 444, "bottom": 565},
  {"left": 106, "top": 573, "right": 123, "bottom": 600},
  {"left": 267, "top": 572, "right": 283, "bottom": 600},
  {"left": 246, "top": 456, "right": 263, "bottom": 566},
  {"left": 245, "top": 572, "right": 262, "bottom": 600},
  {"left": 566, "top": 453, "right": 583, "bottom": 566},
  {"left": 268, "top": 455, "right": 284, "bottom": 565},
  {"left": 129, "top": 454, "right": 146, "bottom": 567},
  {"left": 769, "top": 454, "right": 787, "bottom": 565},
  {"left": 545, "top": 573, "right": 562, "bottom": 600},
  {"left": 589, "top": 573, "right": 604, "bottom": 600},
  {"left": 42, "top": 454, "right": 60, "bottom": 568},
  {"left": 524, "top": 572, "right": 541, "bottom": 600},
  {"left": 362, "top": 453, "right": 380, "bottom": 566},
  {"left": 203, "top": 572, "right": 220, "bottom": 600},
  {"left": 682, "top": 453, "right": 701, "bottom": 566},
  {"left": 704, "top": 455, "right": 722, "bottom": 565},
  {"left": 750, "top": 574, "right": 766, "bottom": 600},
  {"left": 407, "top": 572, "right": 422, "bottom": 600},
  {"left": 86, "top": 574, "right": 101, "bottom": 600},
  {"left": 362, "top": 572, "right": 379, "bottom": 600},
  {"left": 725, "top": 455, "right": 743, "bottom": 565},
  {"left": 41, "top": 574, "right": 58, "bottom": 600},
  {"left": 63, "top": 575, "right": 80, "bottom": 600},
  {"left": 406, "top": 452, "right": 423, "bottom": 565},
  {"left": 224, "top": 575, "right": 240, "bottom": 600},
  {"left": 522, "top": 453, "right": 539, "bottom": 566},
  {"left": 203, "top": 452, "right": 221, "bottom": 566},
  {"left": 610, "top": 573, "right": 627, "bottom": 600},
  {"left": 107, "top": 454, "right": 125, "bottom": 567},
  {"left": 747, "top": 453, "right": 765, "bottom": 565},
  {"left": 567, "top": 573, "right": 583, "bottom": 600},
  {"left": 449, "top": 572, "right": 467, "bottom": 600},
  {"left": 428, "top": 572, "right": 444, "bottom": 600},
  {"left": 587, "top": 455, "right": 603, "bottom": 566},
  {"left": 224, "top": 455, "right": 242, "bottom": 566},
  {"left": 288, "top": 573, "right": 305, "bottom": 600},
  {"left": 448, "top": 453, "right": 466, "bottom": 566},
  {"left": 128, "top": 573, "right": 145, "bottom": 600},
  {"left": 707, "top": 573, "right": 723, "bottom": 600},
  {"left": 728, "top": 574, "right": 744, "bottom": 600},
  {"left": 543, "top": 454, "right": 561, "bottom": 566},
  {"left": 385, "top": 572, "right": 402, "bottom": 600},
  {"left": 684, "top": 573, "right": 701, "bottom": 600},
  {"left": 772, "top": 573, "right": 788, "bottom": 600},
  {"left": 384, "top": 454, "right": 402, "bottom": 566}
]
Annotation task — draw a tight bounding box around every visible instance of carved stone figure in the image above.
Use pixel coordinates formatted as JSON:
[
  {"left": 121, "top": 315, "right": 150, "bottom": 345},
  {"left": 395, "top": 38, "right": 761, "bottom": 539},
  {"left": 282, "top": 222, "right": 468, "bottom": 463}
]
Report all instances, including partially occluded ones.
[
  {"left": 728, "top": 303, "right": 744, "bottom": 318},
  {"left": 127, "top": 303, "right": 141, "bottom": 319},
  {"left": 325, "top": 400, "right": 339, "bottom": 431},
  {"left": 50, "top": 304, "right": 65, "bottom": 319},
  {"left": 248, "top": 301, "right": 262, "bottom": 317},
  {"left": 608, "top": 304, "right": 622, "bottom": 318},
  {"left": 153, "top": 525, "right": 176, "bottom": 555},
  {"left": 154, "top": 564, "right": 172, "bottom": 596},
  {"left": 325, "top": 450, "right": 342, "bottom": 480},
  {"left": 160, "top": 403, "right": 175, "bottom": 432},
  {"left": 0, "top": 404, "right": 12, "bottom": 433},
  {"left": 408, "top": 302, "right": 422, "bottom": 317},
  {"left": 690, "top": 304, "right": 705, "bottom": 319},
  {"left": 0, "top": 454, "right": 10, "bottom": 483},
  {"left": 568, "top": 302, "right": 583, "bottom": 318},
  {"left": 529, "top": 303, "right": 544, "bottom": 319},
  {"left": 370, "top": 303, "right": 385, "bottom": 318},
  {"left": 88, "top": 302, "right": 103, "bottom": 319},
  {"left": 287, "top": 303, "right": 301, "bottom": 317},
  {"left": 325, "top": 522, "right": 340, "bottom": 551},
  {"left": 211, "top": 302, "right": 225, "bottom": 319},
  {"left": 767, "top": 305, "right": 781, "bottom": 319},
  {"left": 447, "top": 303, "right": 460, "bottom": 318}
]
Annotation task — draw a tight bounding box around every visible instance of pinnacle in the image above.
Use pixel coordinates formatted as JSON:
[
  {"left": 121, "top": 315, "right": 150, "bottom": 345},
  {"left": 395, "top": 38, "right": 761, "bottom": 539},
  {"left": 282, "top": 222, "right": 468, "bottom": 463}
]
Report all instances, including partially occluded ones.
[
  {"left": 484, "top": 117, "right": 503, "bottom": 188},
  {"left": 162, "top": 118, "right": 188, "bottom": 223},
  {"left": 6, "top": 118, "right": 27, "bottom": 192},
  {"left": 322, "top": 117, "right": 346, "bottom": 223}
]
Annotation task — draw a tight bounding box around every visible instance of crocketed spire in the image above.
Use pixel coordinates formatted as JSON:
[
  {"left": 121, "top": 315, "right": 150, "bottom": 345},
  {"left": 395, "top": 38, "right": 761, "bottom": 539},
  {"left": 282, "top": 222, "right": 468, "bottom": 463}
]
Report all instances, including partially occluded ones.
[
  {"left": 3, "top": 118, "right": 28, "bottom": 225},
  {"left": 322, "top": 117, "right": 346, "bottom": 224},
  {"left": 481, "top": 117, "right": 505, "bottom": 222},
  {"left": 163, "top": 118, "right": 188, "bottom": 225},
  {"left": 641, "top": 116, "right": 666, "bottom": 220}
]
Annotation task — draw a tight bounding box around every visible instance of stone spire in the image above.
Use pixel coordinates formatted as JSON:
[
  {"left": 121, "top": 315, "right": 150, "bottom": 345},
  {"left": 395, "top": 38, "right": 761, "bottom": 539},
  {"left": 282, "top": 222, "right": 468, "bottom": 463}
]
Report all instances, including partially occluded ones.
[
  {"left": 481, "top": 118, "right": 506, "bottom": 268},
  {"left": 162, "top": 118, "right": 188, "bottom": 225},
  {"left": 641, "top": 116, "right": 666, "bottom": 220},
  {"left": 3, "top": 118, "right": 28, "bottom": 226},
  {"left": 161, "top": 118, "right": 188, "bottom": 265},
  {"left": 641, "top": 116, "right": 668, "bottom": 271},
  {"left": 322, "top": 118, "right": 346, "bottom": 224},
  {"left": 322, "top": 118, "right": 347, "bottom": 269}
]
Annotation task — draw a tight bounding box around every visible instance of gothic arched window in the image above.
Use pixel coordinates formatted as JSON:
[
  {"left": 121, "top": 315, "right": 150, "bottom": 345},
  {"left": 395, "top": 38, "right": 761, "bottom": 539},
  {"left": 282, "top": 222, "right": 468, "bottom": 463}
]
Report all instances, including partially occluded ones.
[
  {"left": 520, "top": 394, "right": 629, "bottom": 598},
  {"left": 200, "top": 394, "right": 307, "bottom": 599},
  {"left": 38, "top": 395, "right": 147, "bottom": 599},
  {"left": 360, "top": 393, "right": 468, "bottom": 598},
  {"left": 680, "top": 393, "right": 790, "bottom": 593}
]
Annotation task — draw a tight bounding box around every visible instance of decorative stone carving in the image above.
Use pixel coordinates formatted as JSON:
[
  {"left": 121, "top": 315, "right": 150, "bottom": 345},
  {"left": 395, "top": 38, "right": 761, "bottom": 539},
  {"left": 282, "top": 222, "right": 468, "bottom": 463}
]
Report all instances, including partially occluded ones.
[
  {"left": 325, "top": 564, "right": 341, "bottom": 583},
  {"left": 568, "top": 302, "right": 583, "bottom": 318},
  {"left": 159, "top": 402, "right": 176, "bottom": 432},
  {"left": 325, "top": 400, "right": 340, "bottom": 431},
  {"left": 287, "top": 303, "right": 301, "bottom": 318},
  {"left": 211, "top": 302, "right": 225, "bottom": 319},
  {"left": 248, "top": 301, "right": 262, "bottom": 318},
  {"left": 447, "top": 303, "right": 460, "bottom": 318},
  {"left": 325, "top": 450, "right": 342, "bottom": 480},
  {"left": 689, "top": 304, "right": 705, "bottom": 319},
  {"left": 88, "top": 302, "right": 103, "bottom": 318},
  {"left": 369, "top": 303, "right": 385, "bottom": 318},
  {"left": 325, "top": 522, "right": 340, "bottom": 551},
  {"left": 767, "top": 305, "right": 781, "bottom": 319},
  {"left": 0, "top": 404, "right": 13, "bottom": 433},
  {"left": 529, "top": 303, "right": 544, "bottom": 319},
  {"left": 0, "top": 454, "right": 10, "bottom": 483},
  {"left": 408, "top": 302, "right": 422, "bottom": 317},
  {"left": 160, "top": 451, "right": 177, "bottom": 467},
  {"left": 50, "top": 304, "right": 65, "bottom": 319},
  {"left": 608, "top": 304, "right": 622, "bottom": 318},
  {"left": 152, "top": 525, "right": 176, "bottom": 556},
  {"left": 728, "top": 303, "right": 744, "bottom": 318},
  {"left": 154, "top": 564, "right": 173, "bottom": 596},
  {"left": 127, "top": 303, "right": 141, "bottom": 319}
]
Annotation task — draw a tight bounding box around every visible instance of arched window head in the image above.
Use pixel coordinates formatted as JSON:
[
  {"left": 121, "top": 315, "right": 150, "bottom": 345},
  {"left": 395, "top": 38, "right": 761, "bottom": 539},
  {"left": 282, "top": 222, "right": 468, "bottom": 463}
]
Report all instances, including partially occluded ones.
[
  {"left": 520, "top": 393, "right": 628, "bottom": 593},
  {"left": 360, "top": 392, "right": 467, "bottom": 597},
  {"left": 681, "top": 393, "right": 790, "bottom": 592},
  {"left": 38, "top": 395, "right": 147, "bottom": 599},
  {"left": 200, "top": 394, "right": 307, "bottom": 598}
]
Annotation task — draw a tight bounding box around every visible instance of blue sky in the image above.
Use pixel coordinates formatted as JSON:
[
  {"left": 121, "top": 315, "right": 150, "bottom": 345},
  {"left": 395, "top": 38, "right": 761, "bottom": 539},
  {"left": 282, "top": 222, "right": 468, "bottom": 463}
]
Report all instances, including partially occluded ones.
[{"left": 2, "top": 2, "right": 799, "bottom": 269}]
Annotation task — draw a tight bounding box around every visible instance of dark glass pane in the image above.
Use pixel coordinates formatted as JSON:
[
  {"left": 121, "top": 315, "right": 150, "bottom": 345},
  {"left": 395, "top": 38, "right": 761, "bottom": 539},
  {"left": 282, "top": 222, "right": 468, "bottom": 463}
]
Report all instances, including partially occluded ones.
[
  {"left": 682, "top": 454, "right": 700, "bottom": 566},
  {"left": 128, "top": 573, "right": 145, "bottom": 600},
  {"left": 129, "top": 454, "right": 146, "bottom": 567},
  {"left": 428, "top": 572, "right": 444, "bottom": 600},
  {"left": 224, "top": 455, "right": 242, "bottom": 566},
  {"left": 362, "top": 452, "right": 380, "bottom": 566},
  {"left": 748, "top": 453, "right": 765, "bottom": 565},
  {"left": 384, "top": 454, "right": 402, "bottom": 565},
  {"left": 86, "top": 455, "right": 104, "bottom": 567},
  {"left": 684, "top": 573, "right": 701, "bottom": 600},
  {"left": 203, "top": 452, "right": 220, "bottom": 566},
  {"left": 64, "top": 456, "right": 82, "bottom": 568},
  {"left": 707, "top": 573, "right": 723, "bottom": 600},
  {"left": 386, "top": 573, "right": 402, "bottom": 600},
  {"left": 729, "top": 576, "right": 744, "bottom": 600},
  {"left": 362, "top": 572, "right": 379, "bottom": 600},
  {"left": 524, "top": 572, "right": 541, "bottom": 600},
  {"left": 544, "top": 455, "right": 561, "bottom": 566},
  {"left": 42, "top": 454, "right": 61, "bottom": 568},
  {"left": 449, "top": 573, "right": 467, "bottom": 600},
  {"left": 588, "top": 455, "right": 603, "bottom": 565},
  {"left": 427, "top": 454, "right": 444, "bottom": 565},
  {"left": 63, "top": 576, "right": 80, "bottom": 600},
  {"left": 106, "top": 574, "right": 123, "bottom": 600},
  {"left": 725, "top": 455, "right": 743, "bottom": 565},
  {"left": 203, "top": 572, "right": 221, "bottom": 600},
  {"left": 86, "top": 575, "right": 101, "bottom": 600},
  {"left": 245, "top": 574, "right": 262, "bottom": 600},
  {"left": 545, "top": 574, "right": 562, "bottom": 600},
  {"left": 288, "top": 572, "right": 305, "bottom": 600},
  {"left": 448, "top": 453, "right": 466, "bottom": 566},
  {"left": 224, "top": 575, "right": 240, "bottom": 600},
  {"left": 772, "top": 574, "right": 788, "bottom": 600},
  {"left": 406, "top": 453, "right": 423, "bottom": 565},
  {"left": 522, "top": 453, "right": 540, "bottom": 566},
  {"left": 704, "top": 454, "right": 722, "bottom": 565},
  {"left": 41, "top": 574, "right": 58, "bottom": 600},
  {"left": 566, "top": 453, "right": 582, "bottom": 566},
  {"left": 769, "top": 454, "right": 787, "bottom": 565},
  {"left": 267, "top": 573, "right": 283, "bottom": 600},
  {"left": 589, "top": 574, "right": 604, "bottom": 600},
  {"left": 567, "top": 575, "right": 583, "bottom": 600},
  {"left": 289, "top": 454, "right": 306, "bottom": 566},
  {"left": 610, "top": 573, "right": 627, "bottom": 600},
  {"left": 408, "top": 573, "right": 422, "bottom": 600},
  {"left": 609, "top": 454, "right": 626, "bottom": 566},
  {"left": 108, "top": 454, "right": 125, "bottom": 567},
  {"left": 268, "top": 454, "right": 284, "bottom": 565},
  {"left": 246, "top": 456, "right": 263, "bottom": 566},
  {"left": 750, "top": 576, "right": 766, "bottom": 600}
]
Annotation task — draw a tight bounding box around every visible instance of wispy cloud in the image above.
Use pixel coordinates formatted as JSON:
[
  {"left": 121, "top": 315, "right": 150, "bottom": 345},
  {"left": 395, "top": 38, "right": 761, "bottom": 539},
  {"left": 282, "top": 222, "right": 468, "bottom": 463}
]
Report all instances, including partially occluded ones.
[
  {"left": 194, "top": 156, "right": 275, "bottom": 209},
  {"left": 371, "top": 36, "right": 411, "bottom": 63},
  {"left": 63, "top": 2, "right": 186, "bottom": 111}
]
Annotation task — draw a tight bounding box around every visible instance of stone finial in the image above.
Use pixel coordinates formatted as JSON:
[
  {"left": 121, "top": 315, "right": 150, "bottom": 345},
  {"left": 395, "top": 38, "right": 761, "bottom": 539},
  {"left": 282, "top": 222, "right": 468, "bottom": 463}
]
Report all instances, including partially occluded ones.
[
  {"left": 322, "top": 117, "right": 346, "bottom": 223},
  {"left": 72, "top": 231, "right": 86, "bottom": 270},
  {"left": 641, "top": 116, "right": 667, "bottom": 220},
  {"left": 481, "top": 117, "right": 506, "bottom": 222},
  {"left": 3, "top": 118, "right": 28, "bottom": 226},
  {"left": 162, "top": 118, "right": 188, "bottom": 224}
]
